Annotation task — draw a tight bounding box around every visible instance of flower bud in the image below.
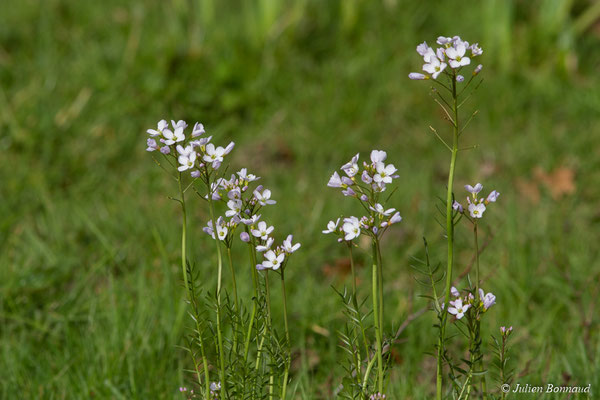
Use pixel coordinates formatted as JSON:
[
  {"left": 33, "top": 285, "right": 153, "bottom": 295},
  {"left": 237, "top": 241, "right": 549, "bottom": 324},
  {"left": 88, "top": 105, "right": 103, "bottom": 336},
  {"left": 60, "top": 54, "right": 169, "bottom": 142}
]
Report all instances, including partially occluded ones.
[{"left": 240, "top": 232, "right": 250, "bottom": 242}]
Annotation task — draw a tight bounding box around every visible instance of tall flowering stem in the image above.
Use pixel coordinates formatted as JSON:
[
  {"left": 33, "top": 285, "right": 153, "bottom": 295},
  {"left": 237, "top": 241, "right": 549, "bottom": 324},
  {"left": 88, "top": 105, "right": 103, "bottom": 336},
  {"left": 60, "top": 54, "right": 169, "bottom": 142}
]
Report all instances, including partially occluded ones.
[
  {"left": 372, "top": 240, "right": 384, "bottom": 394},
  {"left": 280, "top": 266, "right": 291, "bottom": 400},
  {"left": 207, "top": 191, "right": 228, "bottom": 398}
]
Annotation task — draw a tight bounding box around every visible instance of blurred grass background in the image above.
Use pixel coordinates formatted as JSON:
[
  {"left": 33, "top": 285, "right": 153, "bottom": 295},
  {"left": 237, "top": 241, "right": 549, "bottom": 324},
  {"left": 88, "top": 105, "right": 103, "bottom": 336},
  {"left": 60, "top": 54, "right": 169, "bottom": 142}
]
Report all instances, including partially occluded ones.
[{"left": 1, "top": 0, "right": 600, "bottom": 398}]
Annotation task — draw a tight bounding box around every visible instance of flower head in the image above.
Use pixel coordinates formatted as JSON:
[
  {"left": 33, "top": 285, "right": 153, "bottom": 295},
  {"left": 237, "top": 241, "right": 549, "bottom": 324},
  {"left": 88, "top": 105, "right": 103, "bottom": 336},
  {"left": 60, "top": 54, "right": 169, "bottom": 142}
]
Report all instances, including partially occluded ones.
[
  {"left": 323, "top": 219, "right": 340, "bottom": 234},
  {"left": 468, "top": 202, "right": 486, "bottom": 218},
  {"left": 261, "top": 250, "right": 285, "bottom": 270},
  {"left": 447, "top": 298, "right": 470, "bottom": 319},
  {"left": 342, "top": 216, "right": 361, "bottom": 241},
  {"left": 282, "top": 234, "right": 301, "bottom": 254}
]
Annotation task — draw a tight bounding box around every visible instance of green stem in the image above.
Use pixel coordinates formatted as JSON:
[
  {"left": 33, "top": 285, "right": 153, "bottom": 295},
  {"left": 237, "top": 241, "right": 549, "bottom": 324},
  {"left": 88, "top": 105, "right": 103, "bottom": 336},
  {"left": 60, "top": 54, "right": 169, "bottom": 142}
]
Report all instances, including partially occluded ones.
[
  {"left": 281, "top": 269, "right": 291, "bottom": 400},
  {"left": 227, "top": 247, "right": 240, "bottom": 316},
  {"left": 265, "top": 271, "right": 274, "bottom": 400},
  {"left": 208, "top": 195, "right": 227, "bottom": 397},
  {"left": 372, "top": 241, "right": 383, "bottom": 394},
  {"left": 244, "top": 237, "right": 259, "bottom": 363},
  {"left": 348, "top": 245, "right": 369, "bottom": 372},
  {"left": 178, "top": 173, "right": 210, "bottom": 398},
  {"left": 438, "top": 71, "right": 460, "bottom": 400},
  {"left": 473, "top": 223, "right": 488, "bottom": 399}
]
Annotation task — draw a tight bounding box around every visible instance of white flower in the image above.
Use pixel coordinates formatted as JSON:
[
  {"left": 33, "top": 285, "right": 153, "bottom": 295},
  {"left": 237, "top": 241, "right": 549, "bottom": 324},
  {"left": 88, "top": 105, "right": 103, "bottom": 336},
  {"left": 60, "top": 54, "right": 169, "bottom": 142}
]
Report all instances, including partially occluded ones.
[
  {"left": 176, "top": 145, "right": 196, "bottom": 171},
  {"left": 388, "top": 211, "right": 402, "bottom": 224},
  {"left": 262, "top": 250, "right": 285, "bottom": 270},
  {"left": 465, "top": 183, "right": 483, "bottom": 195},
  {"left": 147, "top": 119, "right": 168, "bottom": 136},
  {"left": 254, "top": 188, "right": 276, "bottom": 206},
  {"left": 162, "top": 126, "right": 185, "bottom": 146},
  {"left": 238, "top": 168, "right": 259, "bottom": 182},
  {"left": 327, "top": 171, "right": 344, "bottom": 188},
  {"left": 446, "top": 41, "right": 471, "bottom": 68},
  {"left": 256, "top": 237, "right": 274, "bottom": 252},
  {"left": 224, "top": 142, "right": 235, "bottom": 155},
  {"left": 370, "top": 150, "right": 387, "bottom": 164},
  {"left": 416, "top": 41, "right": 431, "bottom": 56},
  {"left": 203, "top": 143, "right": 225, "bottom": 167},
  {"left": 216, "top": 224, "right": 228, "bottom": 240},
  {"left": 171, "top": 120, "right": 188, "bottom": 130},
  {"left": 241, "top": 214, "right": 261, "bottom": 225},
  {"left": 486, "top": 190, "right": 500, "bottom": 203},
  {"left": 192, "top": 122, "right": 205, "bottom": 137},
  {"left": 225, "top": 199, "right": 242, "bottom": 217},
  {"left": 469, "top": 43, "right": 483, "bottom": 56},
  {"left": 282, "top": 234, "right": 301, "bottom": 253},
  {"left": 479, "top": 289, "right": 496, "bottom": 310},
  {"left": 373, "top": 162, "right": 397, "bottom": 184},
  {"left": 468, "top": 202, "right": 486, "bottom": 218},
  {"left": 342, "top": 216, "right": 361, "bottom": 241},
  {"left": 341, "top": 153, "right": 360, "bottom": 177},
  {"left": 423, "top": 56, "right": 447, "bottom": 79},
  {"left": 251, "top": 221, "right": 274, "bottom": 240},
  {"left": 210, "top": 382, "right": 221, "bottom": 392},
  {"left": 409, "top": 72, "right": 427, "bottom": 80},
  {"left": 451, "top": 286, "right": 460, "bottom": 297},
  {"left": 323, "top": 218, "right": 340, "bottom": 234},
  {"left": 447, "top": 298, "right": 470, "bottom": 319},
  {"left": 436, "top": 36, "right": 454, "bottom": 46},
  {"left": 370, "top": 203, "right": 395, "bottom": 217}
]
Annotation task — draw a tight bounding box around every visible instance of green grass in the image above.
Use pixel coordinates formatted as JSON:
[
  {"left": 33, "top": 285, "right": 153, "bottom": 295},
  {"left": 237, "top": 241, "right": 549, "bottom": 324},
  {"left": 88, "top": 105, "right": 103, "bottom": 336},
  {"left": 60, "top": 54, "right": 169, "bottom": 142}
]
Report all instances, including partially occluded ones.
[{"left": 1, "top": 0, "right": 600, "bottom": 398}]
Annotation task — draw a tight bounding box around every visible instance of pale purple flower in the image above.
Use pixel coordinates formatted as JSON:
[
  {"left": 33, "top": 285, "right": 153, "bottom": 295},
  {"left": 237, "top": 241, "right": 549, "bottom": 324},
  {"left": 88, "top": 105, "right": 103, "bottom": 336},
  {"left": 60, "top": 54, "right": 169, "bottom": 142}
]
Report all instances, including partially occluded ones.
[
  {"left": 409, "top": 72, "right": 427, "bottom": 80},
  {"left": 241, "top": 214, "right": 261, "bottom": 225},
  {"left": 451, "top": 286, "right": 460, "bottom": 297},
  {"left": 240, "top": 232, "right": 250, "bottom": 242},
  {"left": 423, "top": 56, "right": 447, "bottom": 79},
  {"left": 224, "top": 142, "right": 235, "bottom": 155},
  {"left": 479, "top": 288, "right": 496, "bottom": 310},
  {"left": 361, "top": 170, "right": 373, "bottom": 184},
  {"left": 282, "top": 234, "right": 301, "bottom": 254},
  {"left": 146, "top": 138, "right": 158, "bottom": 152},
  {"left": 473, "top": 64, "right": 483, "bottom": 75},
  {"left": 341, "top": 153, "right": 360, "bottom": 177},
  {"left": 253, "top": 188, "right": 276, "bottom": 206},
  {"left": 465, "top": 183, "right": 483, "bottom": 195},
  {"left": 416, "top": 41, "right": 430, "bottom": 56},
  {"left": 437, "top": 36, "right": 454, "bottom": 46},
  {"left": 191, "top": 122, "right": 205, "bottom": 137},
  {"left": 191, "top": 170, "right": 201, "bottom": 178},
  {"left": 238, "top": 168, "right": 259, "bottom": 182},
  {"left": 323, "top": 219, "right": 340, "bottom": 234},
  {"left": 360, "top": 194, "right": 368, "bottom": 202},
  {"left": 486, "top": 190, "right": 500, "bottom": 203},
  {"left": 342, "top": 188, "right": 356, "bottom": 197},
  {"left": 453, "top": 200, "right": 463, "bottom": 213},
  {"left": 327, "top": 171, "right": 344, "bottom": 188},
  {"left": 251, "top": 221, "right": 274, "bottom": 240},
  {"left": 370, "top": 203, "right": 395, "bottom": 217},
  {"left": 342, "top": 216, "right": 361, "bottom": 241},
  {"left": 171, "top": 120, "right": 188, "bottom": 130},
  {"left": 160, "top": 146, "right": 170, "bottom": 155},
  {"left": 469, "top": 43, "right": 483, "bottom": 56},
  {"left": 370, "top": 150, "right": 387, "bottom": 164},
  {"left": 147, "top": 119, "right": 168, "bottom": 137},
  {"left": 262, "top": 250, "right": 285, "bottom": 270},
  {"left": 191, "top": 136, "right": 212, "bottom": 147},
  {"left": 210, "top": 382, "right": 221, "bottom": 392},
  {"left": 447, "top": 298, "right": 470, "bottom": 319},
  {"left": 388, "top": 211, "right": 402, "bottom": 224},
  {"left": 468, "top": 202, "right": 486, "bottom": 219},
  {"left": 256, "top": 237, "right": 274, "bottom": 252},
  {"left": 456, "top": 75, "right": 464, "bottom": 82}
]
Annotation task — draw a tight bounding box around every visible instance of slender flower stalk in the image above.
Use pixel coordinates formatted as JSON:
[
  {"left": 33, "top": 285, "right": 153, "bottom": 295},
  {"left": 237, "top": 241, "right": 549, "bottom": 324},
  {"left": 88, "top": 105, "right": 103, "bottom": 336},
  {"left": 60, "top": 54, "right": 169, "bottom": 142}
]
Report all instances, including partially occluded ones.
[
  {"left": 226, "top": 247, "right": 240, "bottom": 315},
  {"left": 207, "top": 193, "right": 228, "bottom": 397},
  {"left": 280, "top": 268, "right": 291, "bottom": 400},
  {"left": 348, "top": 244, "right": 370, "bottom": 359},
  {"left": 372, "top": 241, "right": 384, "bottom": 393}
]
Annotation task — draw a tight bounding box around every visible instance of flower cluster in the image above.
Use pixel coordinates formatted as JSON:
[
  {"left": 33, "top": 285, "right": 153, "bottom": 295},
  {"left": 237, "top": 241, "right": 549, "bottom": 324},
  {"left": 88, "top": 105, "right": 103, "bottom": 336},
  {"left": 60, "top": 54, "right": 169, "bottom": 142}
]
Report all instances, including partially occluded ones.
[
  {"left": 408, "top": 35, "right": 483, "bottom": 80},
  {"left": 253, "top": 224, "right": 301, "bottom": 271},
  {"left": 145, "top": 119, "right": 234, "bottom": 175},
  {"left": 369, "top": 393, "right": 386, "bottom": 400},
  {"left": 447, "top": 286, "right": 496, "bottom": 320},
  {"left": 324, "top": 150, "right": 402, "bottom": 242},
  {"left": 453, "top": 183, "right": 500, "bottom": 219},
  {"left": 201, "top": 168, "right": 279, "bottom": 246}
]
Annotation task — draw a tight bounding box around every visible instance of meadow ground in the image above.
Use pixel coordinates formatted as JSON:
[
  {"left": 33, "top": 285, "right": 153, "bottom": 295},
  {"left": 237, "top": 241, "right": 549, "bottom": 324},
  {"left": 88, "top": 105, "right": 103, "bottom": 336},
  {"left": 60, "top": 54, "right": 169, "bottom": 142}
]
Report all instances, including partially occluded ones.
[{"left": 1, "top": 0, "right": 600, "bottom": 398}]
